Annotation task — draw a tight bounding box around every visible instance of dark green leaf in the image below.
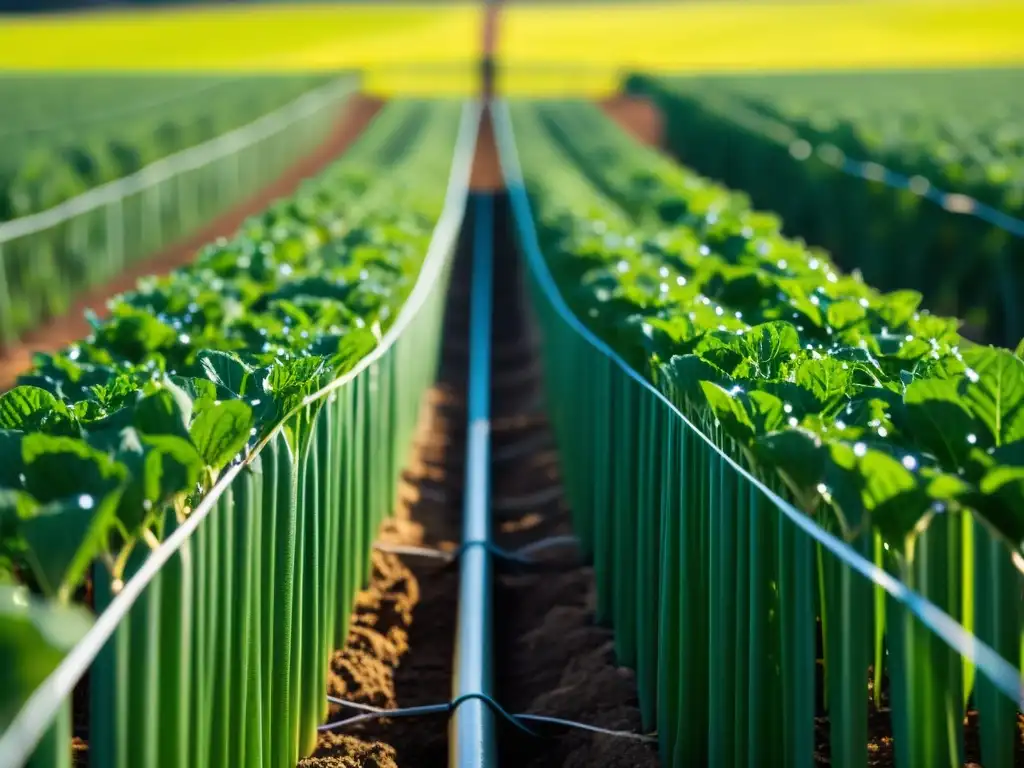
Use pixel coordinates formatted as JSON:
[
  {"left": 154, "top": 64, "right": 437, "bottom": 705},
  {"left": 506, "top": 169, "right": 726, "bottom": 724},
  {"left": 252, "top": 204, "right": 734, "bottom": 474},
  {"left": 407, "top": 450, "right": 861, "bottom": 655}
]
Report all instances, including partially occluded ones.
[
  {"left": 21, "top": 434, "right": 127, "bottom": 504},
  {"left": 904, "top": 377, "right": 985, "bottom": 469},
  {"left": 18, "top": 490, "right": 122, "bottom": 600},
  {"left": 133, "top": 389, "right": 190, "bottom": 441},
  {"left": 658, "top": 354, "right": 732, "bottom": 407},
  {"left": 753, "top": 428, "right": 826, "bottom": 501}
]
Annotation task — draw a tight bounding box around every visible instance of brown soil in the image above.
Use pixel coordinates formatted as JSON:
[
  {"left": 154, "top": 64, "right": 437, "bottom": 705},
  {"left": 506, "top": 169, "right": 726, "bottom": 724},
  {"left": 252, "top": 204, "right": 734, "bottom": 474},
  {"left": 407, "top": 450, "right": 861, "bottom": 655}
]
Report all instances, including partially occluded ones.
[
  {"left": 0, "top": 93, "right": 384, "bottom": 390},
  {"left": 489, "top": 195, "right": 659, "bottom": 768},
  {"left": 600, "top": 95, "right": 664, "bottom": 150},
  {"left": 471, "top": 107, "right": 504, "bottom": 192}
]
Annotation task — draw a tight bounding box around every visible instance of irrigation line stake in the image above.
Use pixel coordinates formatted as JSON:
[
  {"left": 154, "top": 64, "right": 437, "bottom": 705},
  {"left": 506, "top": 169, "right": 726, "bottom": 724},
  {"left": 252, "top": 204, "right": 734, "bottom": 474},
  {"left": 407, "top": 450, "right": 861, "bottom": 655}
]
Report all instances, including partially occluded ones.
[
  {"left": 451, "top": 193, "right": 498, "bottom": 768},
  {"left": 490, "top": 98, "right": 1024, "bottom": 710},
  {"left": 0, "top": 100, "right": 483, "bottom": 768}
]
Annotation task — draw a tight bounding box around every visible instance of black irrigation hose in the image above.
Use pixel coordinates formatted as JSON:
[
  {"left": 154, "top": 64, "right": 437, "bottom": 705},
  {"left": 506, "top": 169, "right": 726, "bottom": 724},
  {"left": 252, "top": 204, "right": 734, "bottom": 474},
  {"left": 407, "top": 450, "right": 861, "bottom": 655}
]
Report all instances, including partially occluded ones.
[{"left": 322, "top": 694, "right": 658, "bottom": 744}]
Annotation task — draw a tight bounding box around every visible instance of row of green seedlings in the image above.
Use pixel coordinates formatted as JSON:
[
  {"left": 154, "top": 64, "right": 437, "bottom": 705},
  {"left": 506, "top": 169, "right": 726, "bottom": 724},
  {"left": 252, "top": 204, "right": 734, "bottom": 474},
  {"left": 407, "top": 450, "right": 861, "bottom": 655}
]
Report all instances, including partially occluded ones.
[
  {"left": 0, "top": 100, "right": 462, "bottom": 768},
  {"left": 0, "top": 76, "right": 350, "bottom": 353},
  {"left": 627, "top": 74, "right": 1024, "bottom": 347},
  {"left": 0, "top": 74, "right": 334, "bottom": 222},
  {"left": 632, "top": 70, "right": 1024, "bottom": 212},
  {"left": 509, "top": 100, "right": 1022, "bottom": 768}
]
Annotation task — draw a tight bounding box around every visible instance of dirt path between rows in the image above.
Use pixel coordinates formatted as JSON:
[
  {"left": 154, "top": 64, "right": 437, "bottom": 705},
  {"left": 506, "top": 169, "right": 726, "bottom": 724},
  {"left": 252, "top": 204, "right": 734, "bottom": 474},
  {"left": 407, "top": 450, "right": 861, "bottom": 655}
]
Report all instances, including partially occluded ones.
[{"left": 0, "top": 93, "right": 383, "bottom": 390}]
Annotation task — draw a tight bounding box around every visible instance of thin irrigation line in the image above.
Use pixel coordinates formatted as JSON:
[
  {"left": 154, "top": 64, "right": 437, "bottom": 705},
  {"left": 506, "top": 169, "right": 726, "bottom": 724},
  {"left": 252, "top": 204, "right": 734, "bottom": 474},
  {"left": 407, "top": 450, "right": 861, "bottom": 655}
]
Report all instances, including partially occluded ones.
[
  {"left": 0, "top": 100, "right": 483, "bottom": 768},
  {"left": 0, "top": 75, "right": 357, "bottom": 244},
  {"left": 451, "top": 193, "right": 498, "bottom": 765},
  {"left": 373, "top": 534, "right": 579, "bottom": 564},
  {"left": 712, "top": 96, "right": 1024, "bottom": 238},
  {"left": 492, "top": 98, "right": 1024, "bottom": 710},
  {"left": 320, "top": 694, "right": 657, "bottom": 743},
  {"left": 0, "top": 75, "right": 246, "bottom": 140}
]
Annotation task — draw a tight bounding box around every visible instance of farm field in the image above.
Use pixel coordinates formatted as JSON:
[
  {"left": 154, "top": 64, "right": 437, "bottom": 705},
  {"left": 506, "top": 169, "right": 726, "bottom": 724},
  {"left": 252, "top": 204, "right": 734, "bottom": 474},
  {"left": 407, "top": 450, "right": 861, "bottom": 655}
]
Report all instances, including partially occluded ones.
[
  {"left": 629, "top": 68, "right": 1024, "bottom": 345},
  {"left": 1, "top": 2, "right": 1023, "bottom": 768},
  {"left": 0, "top": 74, "right": 333, "bottom": 220},
  {"left": 0, "top": 73, "right": 351, "bottom": 351},
  {"left": 501, "top": 99, "right": 1023, "bottom": 768},
  {"left": 0, "top": 1, "right": 1023, "bottom": 95}
]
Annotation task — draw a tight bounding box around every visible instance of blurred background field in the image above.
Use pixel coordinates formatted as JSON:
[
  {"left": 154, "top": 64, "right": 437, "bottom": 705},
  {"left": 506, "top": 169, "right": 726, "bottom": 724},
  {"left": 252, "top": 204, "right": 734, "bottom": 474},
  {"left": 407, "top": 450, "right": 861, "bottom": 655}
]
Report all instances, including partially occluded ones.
[{"left": 0, "top": 0, "right": 1022, "bottom": 95}]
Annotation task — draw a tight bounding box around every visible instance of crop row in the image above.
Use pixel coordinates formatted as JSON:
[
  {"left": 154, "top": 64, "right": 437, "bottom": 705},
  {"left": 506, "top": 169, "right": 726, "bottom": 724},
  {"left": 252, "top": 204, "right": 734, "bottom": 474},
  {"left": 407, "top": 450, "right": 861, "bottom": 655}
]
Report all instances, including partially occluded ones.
[
  {"left": 0, "top": 74, "right": 332, "bottom": 222},
  {"left": 504, "top": 99, "right": 1021, "bottom": 768},
  {"left": 633, "top": 70, "right": 1024, "bottom": 214},
  {"left": 0, "top": 99, "right": 468, "bottom": 768},
  {"left": 628, "top": 73, "right": 1024, "bottom": 347},
  {"left": 0, "top": 76, "right": 351, "bottom": 352}
]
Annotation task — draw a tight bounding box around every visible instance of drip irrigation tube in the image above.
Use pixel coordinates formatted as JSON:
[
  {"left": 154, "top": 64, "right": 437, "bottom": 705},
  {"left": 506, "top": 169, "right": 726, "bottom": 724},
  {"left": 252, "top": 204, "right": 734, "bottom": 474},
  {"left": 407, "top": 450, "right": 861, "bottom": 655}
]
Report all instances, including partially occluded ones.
[{"left": 451, "top": 193, "right": 498, "bottom": 767}]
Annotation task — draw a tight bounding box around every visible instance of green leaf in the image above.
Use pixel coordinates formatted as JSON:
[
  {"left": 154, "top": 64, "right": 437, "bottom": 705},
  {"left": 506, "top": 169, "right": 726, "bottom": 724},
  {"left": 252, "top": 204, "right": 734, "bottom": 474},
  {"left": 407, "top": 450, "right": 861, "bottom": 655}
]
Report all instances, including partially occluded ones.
[
  {"left": 114, "top": 430, "right": 204, "bottom": 532},
  {"left": 0, "top": 431, "right": 25, "bottom": 488},
  {"left": 875, "top": 290, "right": 922, "bottom": 329},
  {"left": 699, "top": 381, "right": 755, "bottom": 442},
  {"left": 794, "top": 358, "right": 852, "bottom": 413},
  {"left": 141, "top": 435, "right": 205, "bottom": 503},
  {"left": 189, "top": 400, "right": 254, "bottom": 470},
  {"left": 746, "top": 390, "right": 787, "bottom": 434},
  {"left": 197, "top": 350, "right": 252, "bottom": 396},
  {"left": 692, "top": 332, "right": 746, "bottom": 376},
  {"left": 904, "top": 377, "right": 985, "bottom": 470},
  {"left": 843, "top": 389, "right": 906, "bottom": 438},
  {"left": 739, "top": 321, "right": 800, "bottom": 379},
  {"left": 855, "top": 448, "right": 929, "bottom": 544},
  {"left": 0, "top": 387, "right": 60, "bottom": 431},
  {"left": 0, "top": 586, "right": 94, "bottom": 728},
  {"left": 975, "top": 466, "right": 1024, "bottom": 552},
  {"left": 1015, "top": 338, "right": 1024, "bottom": 360},
  {"left": 959, "top": 346, "right": 1024, "bottom": 446},
  {"left": 658, "top": 354, "right": 732, "bottom": 406},
  {"left": 826, "top": 299, "right": 868, "bottom": 331},
  {"left": 622, "top": 315, "right": 696, "bottom": 370},
  {"left": 753, "top": 428, "right": 826, "bottom": 502},
  {"left": 133, "top": 389, "right": 191, "bottom": 441},
  {"left": 170, "top": 376, "right": 220, "bottom": 412},
  {"left": 18, "top": 490, "right": 123, "bottom": 600},
  {"left": 21, "top": 434, "right": 127, "bottom": 505}
]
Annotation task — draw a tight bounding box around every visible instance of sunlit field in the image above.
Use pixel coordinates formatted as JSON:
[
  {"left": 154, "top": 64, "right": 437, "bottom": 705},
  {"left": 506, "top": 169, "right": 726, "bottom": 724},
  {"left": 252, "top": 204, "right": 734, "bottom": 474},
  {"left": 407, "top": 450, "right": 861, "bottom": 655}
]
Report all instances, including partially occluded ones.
[{"left": 0, "top": 0, "right": 1022, "bottom": 95}]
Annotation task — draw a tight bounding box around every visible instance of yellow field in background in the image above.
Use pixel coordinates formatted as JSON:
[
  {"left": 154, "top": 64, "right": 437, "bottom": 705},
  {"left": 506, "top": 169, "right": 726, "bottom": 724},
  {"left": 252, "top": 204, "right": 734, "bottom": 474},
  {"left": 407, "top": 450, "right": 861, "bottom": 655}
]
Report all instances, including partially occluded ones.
[{"left": 0, "top": 1, "right": 1022, "bottom": 96}]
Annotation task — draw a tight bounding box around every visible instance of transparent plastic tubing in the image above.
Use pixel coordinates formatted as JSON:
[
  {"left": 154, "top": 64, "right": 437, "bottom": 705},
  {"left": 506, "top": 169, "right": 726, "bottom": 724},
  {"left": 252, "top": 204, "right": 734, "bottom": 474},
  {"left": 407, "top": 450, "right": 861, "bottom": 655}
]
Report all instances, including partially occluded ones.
[
  {"left": 0, "top": 100, "right": 482, "bottom": 768},
  {"left": 492, "top": 99, "right": 1022, "bottom": 768},
  {"left": 451, "top": 193, "right": 498, "bottom": 768}
]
